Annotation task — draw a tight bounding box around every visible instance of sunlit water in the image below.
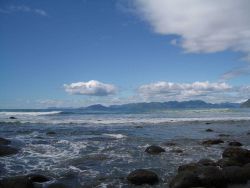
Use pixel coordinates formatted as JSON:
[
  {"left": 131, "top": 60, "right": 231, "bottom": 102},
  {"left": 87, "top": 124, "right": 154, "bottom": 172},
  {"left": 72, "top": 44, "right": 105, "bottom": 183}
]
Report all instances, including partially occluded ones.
[{"left": 1, "top": 108, "right": 250, "bottom": 187}]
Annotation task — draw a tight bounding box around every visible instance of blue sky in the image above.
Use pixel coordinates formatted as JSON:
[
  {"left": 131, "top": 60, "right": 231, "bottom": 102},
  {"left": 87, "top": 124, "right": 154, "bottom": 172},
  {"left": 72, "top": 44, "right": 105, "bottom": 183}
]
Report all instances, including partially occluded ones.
[{"left": 1, "top": 0, "right": 250, "bottom": 108}]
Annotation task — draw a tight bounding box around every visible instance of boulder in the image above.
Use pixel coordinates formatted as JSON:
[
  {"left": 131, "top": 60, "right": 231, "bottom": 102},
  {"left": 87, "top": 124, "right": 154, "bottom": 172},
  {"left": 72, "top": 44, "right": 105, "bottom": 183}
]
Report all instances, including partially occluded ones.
[
  {"left": 27, "top": 174, "right": 50, "bottom": 183},
  {"left": 178, "top": 163, "right": 201, "bottom": 173},
  {"left": 46, "top": 131, "right": 56, "bottom": 136},
  {"left": 9, "top": 117, "right": 17, "bottom": 119},
  {"left": 145, "top": 145, "right": 165, "bottom": 154},
  {"left": 228, "top": 141, "right": 243, "bottom": 147},
  {"left": 222, "top": 147, "right": 250, "bottom": 165},
  {"left": 0, "top": 138, "right": 11, "bottom": 145},
  {"left": 127, "top": 169, "right": 159, "bottom": 185},
  {"left": 0, "top": 145, "right": 18, "bottom": 157},
  {"left": 217, "top": 158, "right": 242, "bottom": 167},
  {"left": 0, "top": 176, "right": 33, "bottom": 188},
  {"left": 197, "top": 158, "right": 217, "bottom": 166},
  {"left": 202, "top": 139, "right": 224, "bottom": 145},
  {"left": 222, "top": 166, "right": 248, "bottom": 184},
  {"left": 206, "top": 129, "right": 213, "bottom": 132},
  {"left": 169, "top": 171, "right": 201, "bottom": 188}
]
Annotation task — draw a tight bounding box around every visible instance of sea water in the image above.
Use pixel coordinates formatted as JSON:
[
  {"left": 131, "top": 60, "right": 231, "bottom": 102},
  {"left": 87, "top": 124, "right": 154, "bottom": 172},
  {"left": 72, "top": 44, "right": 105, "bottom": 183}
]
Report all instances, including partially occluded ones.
[{"left": 1, "top": 108, "right": 250, "bottom": 187}]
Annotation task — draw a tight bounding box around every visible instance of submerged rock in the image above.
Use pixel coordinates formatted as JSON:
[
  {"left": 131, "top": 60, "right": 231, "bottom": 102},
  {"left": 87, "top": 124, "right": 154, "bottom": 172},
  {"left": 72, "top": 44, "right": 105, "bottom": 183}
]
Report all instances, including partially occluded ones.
[
  {"left": 27, "top": 174, "right": 50, "bottom": 183},
  {"left": 222, "top": 147, "right": 250, "bottom": 165},
  {"left": 127, "top": 169, "right": 159, "bottom": 185},
  {"left": 145, "top": 145, "right": 165, "bottom": 154},
  {"left": 206, "top": 128, "right": 213, "bottom": 132},
  {"left": 229, "top": 141, "right": 243, "bottom": 147},
  {"left": 0, "top": 145, "right": 18, "bottom": 157},
  {"left": 46, "top": 131, "right": 56, "bottom": 136},
  {"left": 9, "top": 116, "right": 17, "bottom": 119},
  {"left": 202, "top": 139, "right": 224, "bottom": 145},
  {"left": 218, "top": 134, "right": 230, "bottom": 137},
  {"left": 0, "top": 138, "right": 11, "bottom": 145},
  {"left": 0, "top": 176, "right": 33, "bottom": 188}
]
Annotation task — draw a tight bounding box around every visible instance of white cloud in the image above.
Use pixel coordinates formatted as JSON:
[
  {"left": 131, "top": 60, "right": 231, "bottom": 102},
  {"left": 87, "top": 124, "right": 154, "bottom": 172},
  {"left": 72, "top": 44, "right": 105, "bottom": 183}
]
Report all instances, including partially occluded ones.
[
  {"left": 0, "top": 5, "right": 48, "bottom": 16},
  {"left": 138, "top": 81, "right": 250, "bottom": 103},
  {"left": 64, "top": 80, "right": 117, "bottom": 96},
  {"left": 134, "top": 0, "right": 250, "bottom": 56}
]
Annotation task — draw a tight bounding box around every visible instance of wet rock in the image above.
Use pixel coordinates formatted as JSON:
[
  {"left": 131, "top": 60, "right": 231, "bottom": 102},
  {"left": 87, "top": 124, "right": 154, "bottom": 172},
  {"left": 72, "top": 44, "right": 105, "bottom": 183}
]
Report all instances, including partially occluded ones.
[
  {"left": 169, "top": 171, "right": 201, "bottom": 188},
  {"left": 202, "top": 139, "right": 224, "bottom": 145},
  {"left": 229, "top": 141, "right": 243, "bottom": 147},
  {"left": 0, "top": 176, "right": 33, "bottom": 188},
  {"left": 206, "top": 128, "right": 213, "bottom": 132},
  {"left": 196, "top": 166, "right": 226, "bottom": 188},
  {"left": 222, "top": 147, "right": 250, "bottom": 165},
  {"left": 0, "top": 145, "right": 18, "bottom": 157},
  {"left": 127, "top": 169, "right": 159, "bottom": 185},
  {"left": 135, "top": 126, "right": 143, "bottom": 128},
  {"left": 163, "top": 142, "right": 177, "bottom": 146},
  {"left": 9, "top": 117, "right": 17, "bottom": 119},
  {"left": 218, "top": 134, "right": 230, "bottom": 137},
  {"left": 171, "top": 149, "right": 183, "bottom": 153},
  {"left": 0, "top": 138, "right": 11, "bottom": 145},
  {"left": 27, "top": 174, "right": 50, "bottom": 183},
  {"left": 145, "top": 145, "right": 165, "bottom": 154},
  {"left": 47, "top": 182, "right": 68, "bottom": 188},
  {"left": 217, "top": 158, "right": 243, "bottom": 167},
  {"left": 46, "top": 131, "right": 56, "bottom": 136},
  {"left": 222, "top": 166, "right": 248, "bottom": 184},
  {"left": 205, "top": 122, "right": 212, "bottom": 125},
  {"left": 178, "top": 163, "right": 201, "bottom": 173},
  {"left": 198, "top": 158, "right": 217, "bottom": 166}
]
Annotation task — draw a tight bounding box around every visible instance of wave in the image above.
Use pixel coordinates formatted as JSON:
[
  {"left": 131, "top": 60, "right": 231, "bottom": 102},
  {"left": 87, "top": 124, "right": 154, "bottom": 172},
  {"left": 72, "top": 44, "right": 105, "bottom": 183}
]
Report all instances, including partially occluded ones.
[{"left": 0, "top": 111, "right": 62, "bottom": 116}]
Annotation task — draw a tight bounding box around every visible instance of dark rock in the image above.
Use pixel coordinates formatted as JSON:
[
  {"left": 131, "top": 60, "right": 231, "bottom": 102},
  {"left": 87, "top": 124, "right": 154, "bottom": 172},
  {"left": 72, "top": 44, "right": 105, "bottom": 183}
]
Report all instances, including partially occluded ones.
[
  {"left": 202, "top": 139, "right": 224, "bottom": 145},
  {"left": 0, "top": 176, "right": 33, "bottom": 188},
  {"left": 163, "top": 142, "right": 177, "bottom": 146},
  {"left": 27, "top": 174, "right": 50, "bottom": 183},
  {"left": 222, "top": 166, "right": 248, "bottom": 184},
  {"left": 46, "top": 131, "right": 56, "bottom": 136},
  {"left": 229, "top": 141, "right": 243, "bottom": 147},
  {"left": 9, "top": 117, "right": 17, "bottom": 119},
  {"left": 169, "top": 171, "right": 201, "bottom": 188},
  {"left": 0, "top": 138, "right": 11, "bottom": 145},
  {"left": 135, "top": 126, "right": 143, "bottom": 128},
  {"left": 47, "top": 183, "right": 68, "bottom": 188},
  {"left": 178, "top": 163, "right": 201, "bottom": 173},
  {"left": 145, "top": 145, "right": 165, "bottom": 154},
  {"left": 205, "top": 122, "right": 212, "bottom": 125},
  {"left": 217, "top": 158, "right": 243, "bottom": 167},
  {"left": 222, "top": 147, "right": 250, "bottom": 165},
  {"left": 127, "top": 169, "right": 159, "bottom": 185},
  {"left": 218, "top": 134, "right": 230, "bottom": 137},
  {"left": 198, "top": 158, "right": 217, "bottom": 166},
  {"left": 196, "top": 166, "right": 226, "bottom": 188},
  {"left": 206, "top": 129, "right": 213, "bottom": 132},
  {"left": 0, "top": 145, "right": 18, "bottom": 157}
]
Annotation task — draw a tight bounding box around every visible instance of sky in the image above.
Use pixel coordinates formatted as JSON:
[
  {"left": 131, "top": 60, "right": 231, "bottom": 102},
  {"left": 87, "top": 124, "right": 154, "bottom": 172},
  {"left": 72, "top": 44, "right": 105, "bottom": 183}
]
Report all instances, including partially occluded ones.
[{"left": 1, "top": 0, "right": 250, "bottom": 108}]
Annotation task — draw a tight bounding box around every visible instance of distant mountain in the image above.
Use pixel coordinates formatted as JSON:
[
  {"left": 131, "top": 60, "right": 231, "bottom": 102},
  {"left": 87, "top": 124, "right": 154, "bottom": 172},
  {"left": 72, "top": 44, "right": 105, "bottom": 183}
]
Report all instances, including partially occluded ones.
[
  {"left": 77, "top": 100, "right": 240, "bottom": 113},
  {"left": 241, "top": 99, "right": 250, "bottom": 108}
]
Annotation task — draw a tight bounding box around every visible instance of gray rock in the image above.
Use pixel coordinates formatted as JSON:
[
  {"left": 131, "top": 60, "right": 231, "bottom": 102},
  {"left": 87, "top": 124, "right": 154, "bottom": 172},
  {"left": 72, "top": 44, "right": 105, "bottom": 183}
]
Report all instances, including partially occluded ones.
[
  {"left": 145, "top": 145, "right": 165, "bottom": 154},
  {"left": 127, "top": 169, "right": 159, "bottom": 185}
]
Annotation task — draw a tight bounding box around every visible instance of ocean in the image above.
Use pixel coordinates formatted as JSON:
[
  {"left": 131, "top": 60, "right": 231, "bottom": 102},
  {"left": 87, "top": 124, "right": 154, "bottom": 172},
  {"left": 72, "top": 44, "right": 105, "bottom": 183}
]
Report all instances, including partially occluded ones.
[{"left": 1, "top": 108, "right": 250, "bottom": 187}]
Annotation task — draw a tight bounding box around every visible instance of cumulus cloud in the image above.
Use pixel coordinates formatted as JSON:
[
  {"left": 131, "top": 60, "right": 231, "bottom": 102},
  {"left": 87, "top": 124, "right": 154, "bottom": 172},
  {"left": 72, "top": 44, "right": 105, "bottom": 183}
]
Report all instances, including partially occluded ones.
[
  {"left": 138, "top": 81, "right": 250, "bottom": 103},
  {"left": 64, "top": 80, "right": 117, "bottom": 96},
  {"left": 0, "top": 5, "right": 48, "bottom": 16}
]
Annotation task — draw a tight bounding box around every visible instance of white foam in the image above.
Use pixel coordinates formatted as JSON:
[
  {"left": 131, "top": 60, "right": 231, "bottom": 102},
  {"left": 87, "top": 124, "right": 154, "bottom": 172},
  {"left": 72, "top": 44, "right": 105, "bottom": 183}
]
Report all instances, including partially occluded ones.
[
  {"left": 103, "top": 134, "right": 127, "bottom": 139},
  {"left": 0, "top": 111, "right": 61, "bottom": 116}
]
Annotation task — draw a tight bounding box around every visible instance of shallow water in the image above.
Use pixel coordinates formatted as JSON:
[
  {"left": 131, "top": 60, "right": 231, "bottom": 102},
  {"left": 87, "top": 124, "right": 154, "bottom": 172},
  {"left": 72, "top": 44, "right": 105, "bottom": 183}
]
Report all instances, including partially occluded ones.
[{"left": 1, "top": 108, "right": 250, "bottom": 187}]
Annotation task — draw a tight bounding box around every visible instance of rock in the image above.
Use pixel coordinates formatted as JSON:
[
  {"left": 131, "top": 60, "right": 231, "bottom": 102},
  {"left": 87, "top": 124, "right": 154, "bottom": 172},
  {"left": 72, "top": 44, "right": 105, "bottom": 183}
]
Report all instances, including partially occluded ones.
[
  {"left": 0, "top": 176, "right": 33, "bottom": 188},
  {"left": 169, "top": 171, "right": 201, "bottom": 188},
  {"left": 163, "top": 142, "right": 177, "bottom": 146},
  {"left": 202, "top": 139, "right": 224, "bottom": 145},
  {"left": 222, "top": 166, "right": 248, "bottom": 184},
  {"left": 47, "top": 183, "right": 68, "bottom": 188},
  {"left": 127, "top": 169, "right": 159, "bottom": 185},
  {"left": 46, "top": 131, "right": 56, "bottom": 136},
  {"left": 178, "top": 163, "right": 201, "bottom": 173},
  {"left": 197, "top": 159, "right": 217, "bottom": 166},
  {"left": 196, "top": 166, "right": 226, "bottom": 188},
  {"left": 206, "top": 129, "right": 213, "bottom": 132},
  {"left": 135, "top": 126, "right": 143, "bottom": 128},
  {"left": 145, "top": 145, "right": 165, "bottom": 154},
  {"left": 205, "top": 122, "right": 212, "bottom": 125},
  {"left": 0, "top": 138, "right": 11, "bottom": 145},
  {"left": 9, "top": 117, "right": 17, "bottom": 119},
  {"left": 0, "top": 145, "right": 18, "bottom": 157},
  {"left": 222, "top": 147, "right": 250, "bottom": 165},
  {"left": 229, "top": 141, "right": 243, "bottom": 147},
  {"left": 217, "top": 158, "right": 242, "bottom": 167},
  {"left": 218, "top": 134, "right": 230, "bottom": 137},
  {"left": 27, "top": 174, "right": 50, "bottom": 183}
]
